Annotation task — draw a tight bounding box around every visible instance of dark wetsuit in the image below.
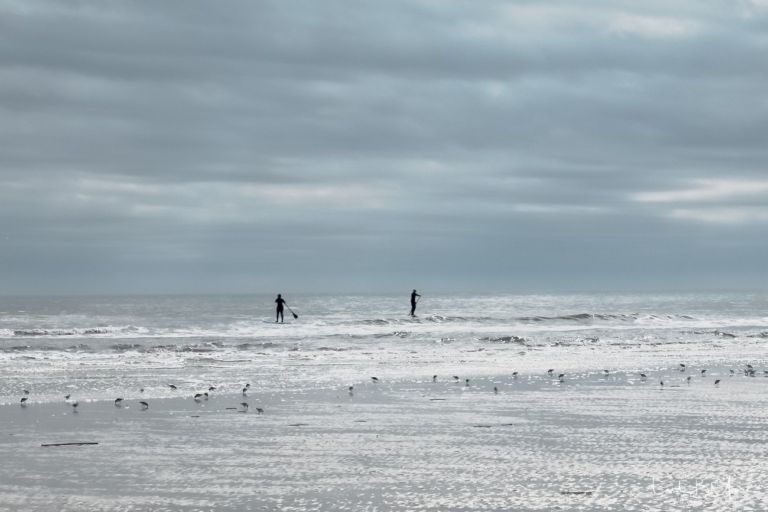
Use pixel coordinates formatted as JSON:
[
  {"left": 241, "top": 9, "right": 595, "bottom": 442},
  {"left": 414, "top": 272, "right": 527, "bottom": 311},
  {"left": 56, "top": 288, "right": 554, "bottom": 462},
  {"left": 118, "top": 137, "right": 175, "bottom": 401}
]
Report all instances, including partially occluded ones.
[
  {"left": 275, "top": 296, "right": 286, "bottom": 323},
  {"left": 410, "top": 291, "right": 421, "bottom": 316}
]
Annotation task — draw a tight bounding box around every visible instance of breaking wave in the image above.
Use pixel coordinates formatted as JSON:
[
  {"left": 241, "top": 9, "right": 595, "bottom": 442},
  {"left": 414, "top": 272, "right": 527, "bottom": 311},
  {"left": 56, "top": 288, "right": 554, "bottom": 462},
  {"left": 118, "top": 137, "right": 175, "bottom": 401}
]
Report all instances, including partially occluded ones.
[
  {"left": 516, "top": 313, "right": 697, "bottom": 323},
  {"left": 7, "top": 326, "right": 144, "bottom": 338}
]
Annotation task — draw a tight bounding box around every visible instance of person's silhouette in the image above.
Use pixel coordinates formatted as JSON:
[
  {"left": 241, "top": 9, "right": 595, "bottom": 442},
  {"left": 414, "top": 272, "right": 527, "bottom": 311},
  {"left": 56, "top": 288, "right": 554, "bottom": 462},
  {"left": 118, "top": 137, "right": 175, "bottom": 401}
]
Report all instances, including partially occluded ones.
[
  {"left": 275, "top": 294, "right": 286, "bottom": 323},
  {"left": 410, "top": 289, "right": 421, "bottom": 317}
]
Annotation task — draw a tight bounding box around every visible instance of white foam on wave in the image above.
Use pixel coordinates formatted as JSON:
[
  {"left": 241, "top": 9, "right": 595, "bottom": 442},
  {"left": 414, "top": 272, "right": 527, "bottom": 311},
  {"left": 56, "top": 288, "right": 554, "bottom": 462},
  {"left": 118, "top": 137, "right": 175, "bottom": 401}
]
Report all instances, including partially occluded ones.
[{"left": 2, "top": 313, "right": 766, "bottom": 342}]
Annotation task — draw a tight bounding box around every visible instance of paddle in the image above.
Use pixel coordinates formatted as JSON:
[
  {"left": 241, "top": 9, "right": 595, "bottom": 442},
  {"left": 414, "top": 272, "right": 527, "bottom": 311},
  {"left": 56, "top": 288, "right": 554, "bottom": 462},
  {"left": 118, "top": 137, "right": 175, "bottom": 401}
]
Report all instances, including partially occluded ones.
[{"left": 286, "top": 305, "right": 299, "bottom": 319}]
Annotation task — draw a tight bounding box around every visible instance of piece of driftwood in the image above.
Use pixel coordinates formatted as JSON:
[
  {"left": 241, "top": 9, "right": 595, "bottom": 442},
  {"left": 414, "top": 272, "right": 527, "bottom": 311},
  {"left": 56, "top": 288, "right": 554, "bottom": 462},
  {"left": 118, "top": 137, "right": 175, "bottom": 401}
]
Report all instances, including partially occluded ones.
[
  {"left": 41, "top": 442, "right": 99, "bottom": 447},
  {"left": 560, "top": 490, "right": 593, "bottom": 496}
]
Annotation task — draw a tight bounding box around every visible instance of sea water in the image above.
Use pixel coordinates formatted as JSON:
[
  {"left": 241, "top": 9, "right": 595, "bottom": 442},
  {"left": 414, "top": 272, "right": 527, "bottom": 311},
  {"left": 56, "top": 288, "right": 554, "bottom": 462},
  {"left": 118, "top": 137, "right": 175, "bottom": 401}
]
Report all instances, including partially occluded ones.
[
  {"left": 1, "top": 292, "right": 766, "bottom": 403},
  {"left": 2, "top": 292, "right": 768, "bottom": 511}
]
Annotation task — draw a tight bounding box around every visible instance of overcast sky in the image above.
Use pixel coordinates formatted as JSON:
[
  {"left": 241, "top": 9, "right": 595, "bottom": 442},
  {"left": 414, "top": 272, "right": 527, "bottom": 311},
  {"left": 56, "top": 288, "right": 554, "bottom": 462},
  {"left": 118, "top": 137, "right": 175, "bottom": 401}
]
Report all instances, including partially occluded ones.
[{"left": 1, "top": 0, "right": 766, "bottom": 295}]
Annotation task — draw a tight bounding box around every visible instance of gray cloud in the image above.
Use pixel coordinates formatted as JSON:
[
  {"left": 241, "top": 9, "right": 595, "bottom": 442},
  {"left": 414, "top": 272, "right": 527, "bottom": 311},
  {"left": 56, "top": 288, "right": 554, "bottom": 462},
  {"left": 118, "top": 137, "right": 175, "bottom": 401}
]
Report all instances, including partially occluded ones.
[{"left": 1, "top": 0, "right": 767, "bottom": 294}]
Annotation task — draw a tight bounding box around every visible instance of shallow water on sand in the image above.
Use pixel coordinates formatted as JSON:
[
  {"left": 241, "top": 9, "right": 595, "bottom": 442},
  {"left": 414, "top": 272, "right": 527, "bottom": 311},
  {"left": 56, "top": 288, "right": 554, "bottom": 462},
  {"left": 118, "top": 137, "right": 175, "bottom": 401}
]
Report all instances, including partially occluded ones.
[{"left": 1, "top": 292, "right": 767, "bottom": 510}]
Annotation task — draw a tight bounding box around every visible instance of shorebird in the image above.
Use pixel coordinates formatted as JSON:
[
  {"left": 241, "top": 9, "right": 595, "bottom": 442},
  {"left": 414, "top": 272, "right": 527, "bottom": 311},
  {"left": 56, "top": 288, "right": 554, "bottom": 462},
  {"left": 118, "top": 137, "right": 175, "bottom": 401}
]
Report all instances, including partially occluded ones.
[
  {"left": 139, "top": 401, "right": 149, "bottom": 410},
  {"left": 660, "top": 380, "right": 664, "bottom": 388},
  {"left": 746, "top": 364, "right": 753, "bottom": 370},
  {"left": 140, "top": 388, "right": 144, "bottom": 393},
  {"left": 208, "top": 386, "right": 216, "bottom": 392},
  {"left": 194, "top": 393, "right": 203, "bottom": 401},
  {"left": 558, "top": 373, "right": 565, "bottom": 382},
  {"left": 730, "top": 369, "right": 735, "bottom": 375},
  {"left": 512, "top": 372, "right": 519, "bottom": 378},
  {"left": 348, "top": 386, "right": 354, "bottom": 395},
  {"left": 71, "top": 401, "right": 79, "bottom": 413},
  {"left": 203, "top": 392, "right": 209, "bottom": 400},
  {"left": 453, "top": 376, "right": 460, "bottom": 381},
  {"left": 603, "top": 369, "right": 609, "bottom": 376},
  {"left": 255, "top": 407, "right": 264, "bottom": 415},
  {"left": 714, "top": 379, "right": 721, "bottom": 386},
  {"left": 64, "top": 394, "right": 71, "bottom": 400},
  {"left": 371, "top": 377, "right": 379, "bottom": 383},
  {"left": 432, "top": 375, "right": 437, "bottom": 383},
  {"left": 465, "top": 379, "right": 470, "bottom": 387},
  {"left": 169, "top": 384, "right": 177, "bottom": 390},
  {"left": 114, "top": 398, "right": 124, "bottom": 407},
  {"left": 640, "top": 373, "right": 648, "bottom": 381},
  {"left": 700, "top": 369, "right": 707, "bottom": 376},
  {"left": 242, "top": 387, "right": 248, "bottom": 396},
  {"left": 240, "top": 402, "right": 249, "bottom": 412},
  {"left": 547, "top": 369, "right": 554, "bottom": 376},
  {"left": 23, "top": 389, "right": 30, "bottom": 395},
  {"left": 244, "top": 383, "right": 251, "bottom": 389},
  {"left": 686, "top": 376, "right": 692, "bottom": 384},
  {"left": 679, "top": 364, "right": 686, "bottom": 371},
  {"left": 20, "top": 397, "right": 28, "bottom": 406},
  {"left": 493, "top": 386, "right": 498, "bottom": 394}
]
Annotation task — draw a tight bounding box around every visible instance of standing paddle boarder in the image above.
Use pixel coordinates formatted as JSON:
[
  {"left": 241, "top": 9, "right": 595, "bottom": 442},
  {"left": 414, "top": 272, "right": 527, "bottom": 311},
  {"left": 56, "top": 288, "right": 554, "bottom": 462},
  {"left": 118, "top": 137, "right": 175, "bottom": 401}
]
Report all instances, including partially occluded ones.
[
  {"left": 275, "top": 294, "right": 286, "bottom": 323},
  {"left": 410, "top": 289, "right": 421, "bottom": 317},
  {"left": 275, "top": 294, "right": 298, "bottom": 323}
]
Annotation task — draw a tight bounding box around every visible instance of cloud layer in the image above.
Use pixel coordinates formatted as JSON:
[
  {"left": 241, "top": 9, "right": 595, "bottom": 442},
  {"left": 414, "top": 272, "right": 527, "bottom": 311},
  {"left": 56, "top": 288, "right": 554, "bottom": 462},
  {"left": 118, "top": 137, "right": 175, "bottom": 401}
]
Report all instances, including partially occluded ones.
[{"left": 1, "top": 0, "right": 766, "bottom": 293}]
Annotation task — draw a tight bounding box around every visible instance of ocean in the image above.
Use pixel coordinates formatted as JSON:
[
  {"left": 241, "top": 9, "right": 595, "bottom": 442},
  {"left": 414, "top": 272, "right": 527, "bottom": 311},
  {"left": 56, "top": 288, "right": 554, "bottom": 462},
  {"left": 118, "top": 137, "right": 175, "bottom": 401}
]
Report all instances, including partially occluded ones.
[
  {"left": 1, "top": 292, "right": 767, "bottom": 402},
  {"left": 1, "top": 292, "right": 767, "bottom": 511}
]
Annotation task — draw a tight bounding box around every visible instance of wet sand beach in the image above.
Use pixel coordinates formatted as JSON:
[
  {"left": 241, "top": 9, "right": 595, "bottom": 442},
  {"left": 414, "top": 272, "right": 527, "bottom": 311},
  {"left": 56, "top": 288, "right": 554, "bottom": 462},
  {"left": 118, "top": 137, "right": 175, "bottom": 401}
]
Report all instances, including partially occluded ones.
[{"left": 3, "top": 338, "right": 768, "bottom": 511}]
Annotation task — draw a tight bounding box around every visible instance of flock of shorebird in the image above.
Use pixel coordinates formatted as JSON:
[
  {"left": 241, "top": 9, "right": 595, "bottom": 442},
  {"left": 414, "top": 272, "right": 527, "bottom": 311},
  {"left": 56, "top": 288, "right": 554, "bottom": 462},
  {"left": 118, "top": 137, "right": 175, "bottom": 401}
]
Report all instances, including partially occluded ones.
[
  {"left": 545, "top": 363, "right": 760, "bottom": 388},
  {"left": 424, "top": 362, "right": 760, "bottom": 392},
  {"left": 359, "top": 363, "right": 754, "bottom": 395},
  {"left": 17, "top": 382, "right": 263, "bottom": 414},
  {"left": 14, "top": 362, "right": 763, "bottom": 411}
]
